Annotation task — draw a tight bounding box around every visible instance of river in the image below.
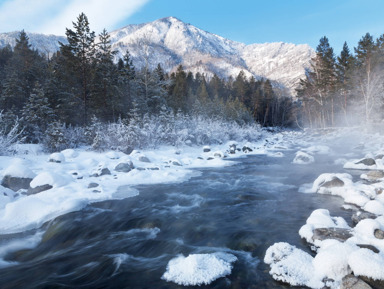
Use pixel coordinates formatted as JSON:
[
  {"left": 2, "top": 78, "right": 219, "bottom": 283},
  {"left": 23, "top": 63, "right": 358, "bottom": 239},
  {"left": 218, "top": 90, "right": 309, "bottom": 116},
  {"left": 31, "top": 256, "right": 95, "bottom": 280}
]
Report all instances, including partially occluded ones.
[{"left": 0, "top": 135, "right": 362, "bottom": 288}]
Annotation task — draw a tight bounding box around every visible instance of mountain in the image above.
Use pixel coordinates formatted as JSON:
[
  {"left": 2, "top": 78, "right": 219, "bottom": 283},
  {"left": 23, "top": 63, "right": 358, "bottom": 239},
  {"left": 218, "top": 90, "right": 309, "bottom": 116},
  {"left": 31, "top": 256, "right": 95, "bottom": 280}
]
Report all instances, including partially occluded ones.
[
  {"left": 0, "top": 17, "right": 315, "bottom": 96},
  {"left": 0, "top": 31, "right": 66, "bottom": 57}
]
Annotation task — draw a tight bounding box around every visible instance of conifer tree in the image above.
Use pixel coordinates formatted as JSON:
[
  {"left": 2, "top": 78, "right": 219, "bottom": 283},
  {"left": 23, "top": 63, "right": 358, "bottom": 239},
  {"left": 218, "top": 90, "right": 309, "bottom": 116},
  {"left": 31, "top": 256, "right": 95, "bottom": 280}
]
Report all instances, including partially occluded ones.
[
  {"left": 336, "top": 42, "right": 354, "bottom": 123},
  {"left": 354, "top": 33, "right": 382, "bottom": 123},
  {"left": 21, "top": 82, "right": 55, "bottom": 142},
  {"left": 60, "top": 13, "right": 96, "bottom": 125}
]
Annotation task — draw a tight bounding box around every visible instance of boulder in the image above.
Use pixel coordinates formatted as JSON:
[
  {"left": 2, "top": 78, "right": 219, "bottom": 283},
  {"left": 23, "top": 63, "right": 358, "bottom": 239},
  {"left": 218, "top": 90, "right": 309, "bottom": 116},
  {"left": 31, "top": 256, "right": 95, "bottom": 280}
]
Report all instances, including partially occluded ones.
[
  {"left": 356, "top": 158, "right": 376, "bottom": 166},
  {"left": 242, "top": 146, "right": 253, "bottom": 153},
  {"left": 375, "top": 154, "right": 384, "bottom": 160},
  {"left": 203, "top": 146, "right": 211, "bottom": 153},
  {"left": 90, "top": 167, "right": 111, "bottom": 177},
  {"left": 1, "top": 176, "right": 33, "bottom": 192},
  {"left": 28, "top": 184, "right": 53, "bottom": 194},
  {"left": 172, "top": 160, "right": 182, "bottom": 166},
  {"left": 88, "top": 183, "right": 99, "bottom": 189},
  {"left": 341, "top": 275, "right": 372, "bottom": 289},
  {"left": 357, "top": 244, "right": 380, "bottom": 253},
  {"left": 293, "top": 151, "right": 314, "bottom": 164},
  {"left": 374, "top": 229, "right": 384, "bottom": 239},
  {"left": 319, "top": 176, "right": 345, "bottom": 188},
  {"left": 312, "top": 227, "right": 353, "bottom": 242},
  {"left": 360, "top": 276, "right": 384, "bottom": 289},
  {"left": 363, "top": 170, "right": 384, "bottom": 181},
  {"left": 48, "top": 152, "right": 65, "bottom": 163},
  {"left": 214, "top": 151, "right": 224, "bottom": 158},
  {"left": 138, "top": 155, "right": 151, "bottom": 163},
  {"left": 115, "top": 161, "right": 134, "bottom": 173},
  {"left": 229, "top": 144, "right": 236, "bottom": 154},
  {"left": 352, "top": 211, "right": 377, "bottom": 225}
]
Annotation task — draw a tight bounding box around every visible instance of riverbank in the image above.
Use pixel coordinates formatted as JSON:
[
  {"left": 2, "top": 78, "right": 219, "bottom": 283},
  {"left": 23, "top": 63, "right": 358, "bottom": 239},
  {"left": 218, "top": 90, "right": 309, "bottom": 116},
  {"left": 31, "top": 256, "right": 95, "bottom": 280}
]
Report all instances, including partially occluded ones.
[{"left": 265, "top": 128, "right": 384, "bottom": 289}]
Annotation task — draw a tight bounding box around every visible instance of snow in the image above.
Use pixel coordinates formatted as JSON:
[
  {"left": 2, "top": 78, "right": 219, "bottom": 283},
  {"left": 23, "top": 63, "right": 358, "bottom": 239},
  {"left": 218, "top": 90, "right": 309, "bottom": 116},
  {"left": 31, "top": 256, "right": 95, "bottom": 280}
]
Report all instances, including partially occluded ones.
[
  {"left": 266, "top": 128, "right": 384, "bottom": 288},
  {"left": 0, "top": 138, "right": 280, "bottom": 235},
  {"left": 2, "top": 160, "right": 36, "bottom": 179},
  {"left": 161, "top": 252, "right": 237, "bottom": 286},
  {"left": 299, "top": 209, "right": 350, "bottom": 245},
  {"left": 48, "top": 152, "right": 65, "bottom": 163},
  {"left": 292, "top": 151, "right": 314, "bottom": 164},
  {"left": 264, "top": 242, "right": 323, "bottom": 288},
  {"left": 348, "top": 249, "right": 384, "bottom": 280},
  {"left": 30, "top": 171, "right": 73, "bottom": 189}
]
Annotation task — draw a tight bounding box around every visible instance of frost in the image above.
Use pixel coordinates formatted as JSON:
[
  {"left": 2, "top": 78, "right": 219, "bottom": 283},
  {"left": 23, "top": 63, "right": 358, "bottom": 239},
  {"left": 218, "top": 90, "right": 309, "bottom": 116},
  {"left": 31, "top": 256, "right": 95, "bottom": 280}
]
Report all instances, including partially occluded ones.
[{"left": 162, "top": 252, "right": 237, "bottom": 286}]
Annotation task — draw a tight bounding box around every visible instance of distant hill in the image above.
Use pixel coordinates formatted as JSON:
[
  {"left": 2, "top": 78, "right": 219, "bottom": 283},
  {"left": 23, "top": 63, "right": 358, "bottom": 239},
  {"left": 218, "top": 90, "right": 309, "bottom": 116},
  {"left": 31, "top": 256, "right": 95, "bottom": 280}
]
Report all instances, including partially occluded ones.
[{"left": 0, "top": 17, "right": 315, "bottom": 96}]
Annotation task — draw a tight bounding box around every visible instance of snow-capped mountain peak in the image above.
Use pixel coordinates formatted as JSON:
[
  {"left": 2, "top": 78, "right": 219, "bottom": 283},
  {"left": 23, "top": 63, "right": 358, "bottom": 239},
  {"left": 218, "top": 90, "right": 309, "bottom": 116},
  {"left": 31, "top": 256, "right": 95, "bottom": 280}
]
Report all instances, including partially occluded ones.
[{"left": 0, "top": 17, "right": 315, "bottom": 96}]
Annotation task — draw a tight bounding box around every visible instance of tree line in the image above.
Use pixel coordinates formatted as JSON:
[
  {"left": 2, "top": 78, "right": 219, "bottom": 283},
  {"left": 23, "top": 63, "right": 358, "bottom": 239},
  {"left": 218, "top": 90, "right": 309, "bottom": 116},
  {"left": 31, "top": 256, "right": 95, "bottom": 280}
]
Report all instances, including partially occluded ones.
[
  {"left": 0, "top": 13, "right": 295, "bottom": 144},
  {"left": 297, "top": 33, "right": 384, "bottom": 128}
]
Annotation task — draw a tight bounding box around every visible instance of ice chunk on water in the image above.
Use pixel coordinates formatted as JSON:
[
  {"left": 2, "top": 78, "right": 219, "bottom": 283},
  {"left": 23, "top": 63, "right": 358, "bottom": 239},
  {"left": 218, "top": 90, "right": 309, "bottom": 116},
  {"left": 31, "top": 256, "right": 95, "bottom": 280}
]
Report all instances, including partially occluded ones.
[{"left": 162, "top": 252, "right": 237, "bottom": 286}]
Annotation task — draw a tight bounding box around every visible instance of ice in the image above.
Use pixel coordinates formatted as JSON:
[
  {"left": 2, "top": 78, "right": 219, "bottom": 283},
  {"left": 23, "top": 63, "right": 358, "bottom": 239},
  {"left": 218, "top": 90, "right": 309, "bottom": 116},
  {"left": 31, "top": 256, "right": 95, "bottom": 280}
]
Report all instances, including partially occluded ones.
[{"left": 162, "top": 252, "right": 237, "bottom": 286}]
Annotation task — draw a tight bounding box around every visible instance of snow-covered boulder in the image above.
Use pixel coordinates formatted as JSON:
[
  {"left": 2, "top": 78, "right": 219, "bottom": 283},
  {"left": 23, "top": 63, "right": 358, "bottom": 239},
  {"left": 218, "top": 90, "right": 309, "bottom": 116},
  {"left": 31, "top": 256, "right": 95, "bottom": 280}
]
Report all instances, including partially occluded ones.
[
  {"left": 28, "top": 171, "right": 72, "bottom": 194},
  {"left": 361, "top": 170, "right": 384, "bottom": 182},
  {"left": 299, "top": 209, "right": 350, "bottom": 246},
  {"left": 293, "top": 151, "right": 314, "bottom": 164},
  {"left": 203, "top": 146, "right": 211, "bottom": 153},
  {"left": 138, "top": 155, "right": 151, "bottom": 163},
  {"left": 106, "top": 151, "right": 121, "bottom": 159},
  {"left": 162, "top": 253, "right": 237, "bottom": 286},
  {"left": 114, "top": 161, "right": 134, "bottom": 173},
  {"left": 90, "top": 164, "right": 111, "bottom": 177},
  {"left": 264, "top": 242, "right": 322, "bottom": 288},
  {"left": 48, "top": 152, "right": 65, "bottom": 163},
  {"left": 242, "top": 145, "right": 253, "bottom": 153},
  {"left": 1, "top": 163, "right": 36, "bottom": 192},
  {"left": 344, "top": 158, "right": 377, "bottom": 170},
  {"left": 61, "top": 149, "right": 78, "bottom": 159}
]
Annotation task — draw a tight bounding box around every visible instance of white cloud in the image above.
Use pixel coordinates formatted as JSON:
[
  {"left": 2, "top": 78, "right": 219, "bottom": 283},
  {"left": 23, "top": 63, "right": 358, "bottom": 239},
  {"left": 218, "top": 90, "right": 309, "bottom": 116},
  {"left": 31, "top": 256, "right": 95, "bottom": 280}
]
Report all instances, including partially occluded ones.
[{"left": 0, "top": 0, "right": 150, "bottom": 35}]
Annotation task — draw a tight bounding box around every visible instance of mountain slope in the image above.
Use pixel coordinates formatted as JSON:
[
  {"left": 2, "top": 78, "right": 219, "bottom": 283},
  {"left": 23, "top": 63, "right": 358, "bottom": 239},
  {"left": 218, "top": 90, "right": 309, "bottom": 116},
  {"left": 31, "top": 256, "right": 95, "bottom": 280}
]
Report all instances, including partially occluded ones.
[
  {"left": 0, "top": 17, "right": 315, "bottom": 96},
  {"left": 110, "top": 17, "right": 314, "bottom": 95}
]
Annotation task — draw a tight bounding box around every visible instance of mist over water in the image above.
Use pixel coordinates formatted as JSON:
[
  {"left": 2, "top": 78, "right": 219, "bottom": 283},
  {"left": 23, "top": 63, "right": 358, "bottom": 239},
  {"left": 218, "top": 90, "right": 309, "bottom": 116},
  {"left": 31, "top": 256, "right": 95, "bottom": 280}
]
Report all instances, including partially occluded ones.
[{"left": 0, "top": 135, "right": 362, "bottom": 288}]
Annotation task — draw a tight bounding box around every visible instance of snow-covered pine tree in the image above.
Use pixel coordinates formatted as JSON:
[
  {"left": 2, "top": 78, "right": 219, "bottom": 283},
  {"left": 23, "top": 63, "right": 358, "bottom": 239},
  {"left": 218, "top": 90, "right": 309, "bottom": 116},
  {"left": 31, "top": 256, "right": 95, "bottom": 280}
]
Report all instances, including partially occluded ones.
[{"left": 20, "top": 82, "right": 55, "bottom": 143}]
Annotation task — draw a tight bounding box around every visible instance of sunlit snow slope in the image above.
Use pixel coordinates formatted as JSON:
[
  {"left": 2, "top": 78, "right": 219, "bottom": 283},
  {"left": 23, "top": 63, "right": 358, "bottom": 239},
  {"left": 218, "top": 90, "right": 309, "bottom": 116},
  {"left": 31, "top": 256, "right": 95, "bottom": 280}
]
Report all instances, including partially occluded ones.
[{"left": 0, "top": 17, "right": 315, "bottom": 96}]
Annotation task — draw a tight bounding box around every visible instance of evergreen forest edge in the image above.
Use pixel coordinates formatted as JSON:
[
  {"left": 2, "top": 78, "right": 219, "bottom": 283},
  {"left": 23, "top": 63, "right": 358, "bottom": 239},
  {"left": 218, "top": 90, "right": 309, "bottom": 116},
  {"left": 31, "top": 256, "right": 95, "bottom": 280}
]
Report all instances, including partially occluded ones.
[{"left": 0, "top": 13, "right": 382, "bottom": 153}]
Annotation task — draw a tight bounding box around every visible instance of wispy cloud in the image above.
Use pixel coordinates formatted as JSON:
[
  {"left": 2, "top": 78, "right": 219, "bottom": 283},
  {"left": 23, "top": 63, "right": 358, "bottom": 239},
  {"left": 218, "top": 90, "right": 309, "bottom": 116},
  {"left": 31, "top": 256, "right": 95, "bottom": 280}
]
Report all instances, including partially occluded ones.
[{"left": 0, "top": 0, "right": 150, "bottom": 35}]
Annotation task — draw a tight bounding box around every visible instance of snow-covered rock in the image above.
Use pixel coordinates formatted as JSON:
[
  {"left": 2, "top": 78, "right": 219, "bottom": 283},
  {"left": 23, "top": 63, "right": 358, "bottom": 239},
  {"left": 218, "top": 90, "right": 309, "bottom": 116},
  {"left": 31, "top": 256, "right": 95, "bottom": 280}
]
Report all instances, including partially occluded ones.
[
  {"left": 48, "top": 152, "right": 65, "bottom": 163},
  {"left": 162, "top": 252, "right": 237, "bottom": 286},
  {"left": 293, "top": 151, "right": 314, "bottom": 164},
  {"left": 1, "top": 162, "right": 36, "bottom": 192}
]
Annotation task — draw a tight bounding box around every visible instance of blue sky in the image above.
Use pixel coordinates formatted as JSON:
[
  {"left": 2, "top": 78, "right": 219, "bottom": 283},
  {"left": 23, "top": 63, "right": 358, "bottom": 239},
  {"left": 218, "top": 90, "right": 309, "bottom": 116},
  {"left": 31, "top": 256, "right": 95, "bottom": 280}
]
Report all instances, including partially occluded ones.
[{"left": 0, "top": 0, "right": 383, "bottom": 53}]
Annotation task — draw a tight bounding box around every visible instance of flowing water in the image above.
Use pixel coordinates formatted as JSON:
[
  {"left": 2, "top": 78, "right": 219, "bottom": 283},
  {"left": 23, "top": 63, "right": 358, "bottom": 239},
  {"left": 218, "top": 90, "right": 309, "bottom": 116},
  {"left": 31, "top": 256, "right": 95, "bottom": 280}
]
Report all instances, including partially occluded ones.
[{"left": 0, "top": 139, "right": 362, "bottom": 289}]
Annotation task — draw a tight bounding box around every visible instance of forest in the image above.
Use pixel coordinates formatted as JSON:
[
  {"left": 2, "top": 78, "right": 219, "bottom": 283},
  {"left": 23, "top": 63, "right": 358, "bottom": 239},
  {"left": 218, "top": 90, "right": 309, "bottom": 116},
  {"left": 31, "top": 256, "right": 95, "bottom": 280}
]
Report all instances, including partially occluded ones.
[
  {"left": 297, "top": 33, "right": 384, "bottom": 128},
  {"left": 0, "top": 13, "right": 295, "bottom": 153},
  {"left": 0, "top": 12, "right": 383, "bottom": 153}
]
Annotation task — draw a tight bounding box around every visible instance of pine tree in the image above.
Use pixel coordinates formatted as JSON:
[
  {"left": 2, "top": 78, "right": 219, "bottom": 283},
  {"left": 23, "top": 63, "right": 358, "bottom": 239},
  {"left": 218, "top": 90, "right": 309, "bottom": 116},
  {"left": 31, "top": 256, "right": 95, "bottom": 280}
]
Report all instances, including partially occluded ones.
[
  {"left": 336, "top": 42, "right": 354, "bottom": 123},
  {"left": 60, "top": 13, "right": 96, "bottom": 125},
  {"left": 21, "top": 82, "right": 56, "bottom": 142},
  {"left": 93, "top": 28, "right": 118, "bottom": 121},
  {"left": 1, "top": 31, "right": 47, "bottom": 115}
]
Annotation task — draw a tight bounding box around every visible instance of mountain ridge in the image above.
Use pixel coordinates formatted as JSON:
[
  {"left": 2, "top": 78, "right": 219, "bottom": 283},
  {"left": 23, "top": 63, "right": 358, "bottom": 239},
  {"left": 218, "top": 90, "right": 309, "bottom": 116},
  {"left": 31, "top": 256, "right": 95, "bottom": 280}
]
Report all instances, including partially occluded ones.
[{"left": 0, "top": 16, "right": 315, "bottom": 96}]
